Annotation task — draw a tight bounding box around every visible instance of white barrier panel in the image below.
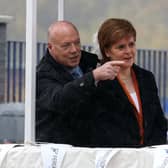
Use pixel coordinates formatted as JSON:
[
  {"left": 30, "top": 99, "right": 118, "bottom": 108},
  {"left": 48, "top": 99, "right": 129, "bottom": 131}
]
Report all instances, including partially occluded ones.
[
  {"left": 95, "top": 148, "right": 153, "bottom": 168},
  {"left": 152, "top": 145, "right": 168, "bottom": 168},
  {"left": 0, "top": 144, "right": 168, "bottom": 168},
  {"left": 41, "top": 144, "right": 72, "bottom": 168},
  {"left": 0, "top": 144, "right": 18, "bottom": 166}
]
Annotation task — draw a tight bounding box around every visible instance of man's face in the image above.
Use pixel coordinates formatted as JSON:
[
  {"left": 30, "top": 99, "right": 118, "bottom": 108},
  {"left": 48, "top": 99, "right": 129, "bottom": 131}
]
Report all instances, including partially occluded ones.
[{"left": 48, "top": 26, "right": 81, "bottom": 68}]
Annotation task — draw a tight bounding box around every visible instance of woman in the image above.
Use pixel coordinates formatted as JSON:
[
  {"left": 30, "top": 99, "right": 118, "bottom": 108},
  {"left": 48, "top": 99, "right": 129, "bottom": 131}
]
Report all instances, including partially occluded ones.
[{"left": 91, "top": 18, "right": 167, "bottom": 147}]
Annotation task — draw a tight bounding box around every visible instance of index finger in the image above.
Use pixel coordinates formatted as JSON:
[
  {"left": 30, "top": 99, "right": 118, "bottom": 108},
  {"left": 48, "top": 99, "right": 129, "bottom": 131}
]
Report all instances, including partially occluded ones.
[{"left": 110, "top": 60, "right": 125, "bottom": 66}]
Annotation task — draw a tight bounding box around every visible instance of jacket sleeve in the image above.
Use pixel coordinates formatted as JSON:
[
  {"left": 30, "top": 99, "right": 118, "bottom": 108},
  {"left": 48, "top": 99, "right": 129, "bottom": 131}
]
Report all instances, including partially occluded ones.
[
  {"left": 36, "top": 70, "right": 96, "bottom": 113},
  {"left": 147, "top": 72, "right": 167, "bottom": 145}
]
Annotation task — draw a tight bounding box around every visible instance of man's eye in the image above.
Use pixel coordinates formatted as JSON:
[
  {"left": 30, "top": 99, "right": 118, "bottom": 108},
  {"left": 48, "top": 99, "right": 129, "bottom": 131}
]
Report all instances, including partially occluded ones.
[
  {"left": 75, "top": 41, "right": 80, "bottom": 45},
  {"left": 61, "top": 44, "right": 70, "bottom": 48}
]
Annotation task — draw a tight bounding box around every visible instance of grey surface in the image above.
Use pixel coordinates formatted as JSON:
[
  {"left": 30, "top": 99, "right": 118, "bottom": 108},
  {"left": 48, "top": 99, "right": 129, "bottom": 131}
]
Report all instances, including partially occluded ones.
[{"left": 0, "top": 103, "right": 24, "bottom": 143}]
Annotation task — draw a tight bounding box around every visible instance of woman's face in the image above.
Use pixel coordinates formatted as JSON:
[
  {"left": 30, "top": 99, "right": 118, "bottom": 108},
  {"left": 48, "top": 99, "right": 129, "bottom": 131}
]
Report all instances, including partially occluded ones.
[{"left": 105, "top": 36, "right": 136, "bottom": 69}]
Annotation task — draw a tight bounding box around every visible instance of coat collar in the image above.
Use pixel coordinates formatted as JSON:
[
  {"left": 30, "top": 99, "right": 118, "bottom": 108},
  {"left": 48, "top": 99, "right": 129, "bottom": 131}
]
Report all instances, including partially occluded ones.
[{"left": 97, "top": 64, "right": 145, "bottom": 108}]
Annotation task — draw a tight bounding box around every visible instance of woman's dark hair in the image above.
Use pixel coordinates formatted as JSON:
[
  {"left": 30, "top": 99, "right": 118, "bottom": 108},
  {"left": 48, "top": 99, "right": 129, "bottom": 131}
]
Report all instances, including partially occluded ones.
[{"left": 98, "top": 18, "right": 136, "bottom": 62}]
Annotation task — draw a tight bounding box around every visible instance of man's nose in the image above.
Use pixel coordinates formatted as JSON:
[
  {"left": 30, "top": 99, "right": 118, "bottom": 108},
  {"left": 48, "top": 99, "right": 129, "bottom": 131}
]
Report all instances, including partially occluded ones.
[
  {"left": 70, "top": 43, "right": 80, "bottom": 52},
  {"left": 71, "top": 43, "right": 77, "bottom": 51}
]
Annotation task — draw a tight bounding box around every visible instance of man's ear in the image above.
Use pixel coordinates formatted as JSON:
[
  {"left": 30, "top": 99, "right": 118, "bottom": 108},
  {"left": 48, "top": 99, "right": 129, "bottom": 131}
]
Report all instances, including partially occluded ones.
[{"left": 48, "top": 43, "right": 52, "bottom": 50}]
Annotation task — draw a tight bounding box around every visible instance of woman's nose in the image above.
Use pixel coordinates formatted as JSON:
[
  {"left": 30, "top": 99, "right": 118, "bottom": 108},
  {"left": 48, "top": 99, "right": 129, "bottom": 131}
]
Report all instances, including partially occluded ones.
[{"left": 125, "top": 46, "right": 131, "bottom": 53}]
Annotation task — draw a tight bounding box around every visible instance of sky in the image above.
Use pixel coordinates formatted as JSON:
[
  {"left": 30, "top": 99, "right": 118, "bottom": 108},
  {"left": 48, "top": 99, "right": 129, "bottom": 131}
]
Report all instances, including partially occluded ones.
[{"left": 0, "top": 0, "right": 168, "bottom": 50}]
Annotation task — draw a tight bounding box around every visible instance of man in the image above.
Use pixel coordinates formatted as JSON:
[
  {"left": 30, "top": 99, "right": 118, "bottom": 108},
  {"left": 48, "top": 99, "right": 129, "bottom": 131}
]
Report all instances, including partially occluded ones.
[{"left": 36, "top": 20, "right": 124, "bottom": 146}]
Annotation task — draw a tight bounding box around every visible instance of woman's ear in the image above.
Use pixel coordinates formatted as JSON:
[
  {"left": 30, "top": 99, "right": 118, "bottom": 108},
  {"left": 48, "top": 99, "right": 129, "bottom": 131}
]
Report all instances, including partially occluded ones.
[{"left": 105, "top": 49, "right": 111, "bottom": 58}]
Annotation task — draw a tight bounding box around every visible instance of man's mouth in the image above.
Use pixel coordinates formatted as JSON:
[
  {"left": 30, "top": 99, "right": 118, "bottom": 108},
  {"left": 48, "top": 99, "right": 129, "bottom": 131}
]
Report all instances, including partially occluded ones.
[{"left": 69, "top": 54, "right": 80, "bottom": 59}]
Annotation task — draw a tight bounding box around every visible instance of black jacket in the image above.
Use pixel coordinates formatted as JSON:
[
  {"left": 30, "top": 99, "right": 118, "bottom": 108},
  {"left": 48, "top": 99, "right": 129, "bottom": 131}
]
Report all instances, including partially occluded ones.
[
  {"left": 36, "top": 49, "right": 99, "bottom": 145},
  {"left": 90, "top": 64, "right": 167, "bottom": 147}
]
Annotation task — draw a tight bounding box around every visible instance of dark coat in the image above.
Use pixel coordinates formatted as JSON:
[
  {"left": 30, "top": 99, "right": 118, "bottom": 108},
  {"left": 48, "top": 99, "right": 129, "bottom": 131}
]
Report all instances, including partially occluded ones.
[
  {"left": 91, "top": 64, "right": 167, "bottom": 147},
  {"left": 36, "top": 50, "right": 167, "bottom": 147},
  {"left": 36, "top": 49, "right": 99, "bottom": 146}
]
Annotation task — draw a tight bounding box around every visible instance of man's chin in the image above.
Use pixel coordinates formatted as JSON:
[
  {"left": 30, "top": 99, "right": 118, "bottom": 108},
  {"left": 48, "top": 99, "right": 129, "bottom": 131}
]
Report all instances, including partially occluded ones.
[{"left": 68, "top": 62, "right": 79, "bottom": 68}]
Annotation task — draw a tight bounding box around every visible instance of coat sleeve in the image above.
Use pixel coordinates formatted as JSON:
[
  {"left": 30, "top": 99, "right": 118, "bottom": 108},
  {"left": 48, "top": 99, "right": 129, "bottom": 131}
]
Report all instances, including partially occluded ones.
[
  {"left": 146, "top": 72, "right": 167, "bottom": 145},
  {"left": 36, "top": 70, "right": 96, "bottom": 113}
]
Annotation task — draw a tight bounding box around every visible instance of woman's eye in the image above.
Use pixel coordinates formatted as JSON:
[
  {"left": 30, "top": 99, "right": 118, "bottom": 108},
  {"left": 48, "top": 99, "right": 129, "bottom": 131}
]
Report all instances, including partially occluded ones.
[
  {"left": 117, "top": 45, "right": 125, "bottom": 50},
  {"left": 129, "top": 42, "right": 135, "bottom": 47}
]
